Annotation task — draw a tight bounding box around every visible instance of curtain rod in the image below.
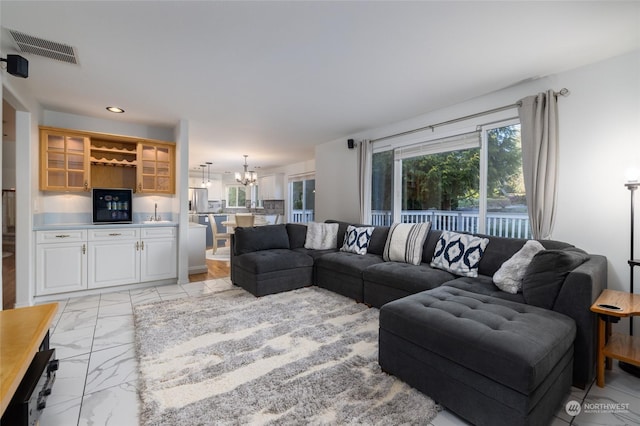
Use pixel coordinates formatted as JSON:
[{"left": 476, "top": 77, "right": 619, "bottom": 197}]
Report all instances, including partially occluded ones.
[{"left": 370, "top": 88, "right": 569, "bottom": 144}]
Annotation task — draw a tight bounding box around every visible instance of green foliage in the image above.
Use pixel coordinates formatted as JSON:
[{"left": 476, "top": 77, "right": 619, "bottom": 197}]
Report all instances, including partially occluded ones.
[{"left": 371, "top": 124, "right": 523, "bottom": 212}]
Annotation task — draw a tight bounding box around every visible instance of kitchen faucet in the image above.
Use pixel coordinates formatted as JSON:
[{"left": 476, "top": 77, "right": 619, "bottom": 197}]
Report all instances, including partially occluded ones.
[{"left": 150, "top": 203, "right": 161, "bottom": 221}]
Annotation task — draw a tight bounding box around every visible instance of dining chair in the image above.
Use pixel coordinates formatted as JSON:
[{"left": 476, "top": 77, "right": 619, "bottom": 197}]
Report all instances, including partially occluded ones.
[
  {"left": 235, "top": 213, "right": 255, "bottom": 227},
  {"left": 208, "top": 214, "right": 231, "bottom": 254}
]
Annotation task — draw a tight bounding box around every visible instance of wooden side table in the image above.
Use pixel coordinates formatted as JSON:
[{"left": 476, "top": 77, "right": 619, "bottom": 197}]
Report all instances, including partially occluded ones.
[
  {"left": 590, "top": 289, "right": 640, "bottom": 387},
  {"left": 0, "top": 303, "right": 58, "bottom": 416}
]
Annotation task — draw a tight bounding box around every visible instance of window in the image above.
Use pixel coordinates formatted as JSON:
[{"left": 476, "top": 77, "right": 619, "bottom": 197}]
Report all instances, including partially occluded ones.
[
  {"left": 370, "top": 121, "right": 530, "bottom": 238},
  {"left": 226, "top": 185, "right": 247, "bottom": 208},
  {"left": 289, "top": 177, "right": 315, "bottom": 223}
]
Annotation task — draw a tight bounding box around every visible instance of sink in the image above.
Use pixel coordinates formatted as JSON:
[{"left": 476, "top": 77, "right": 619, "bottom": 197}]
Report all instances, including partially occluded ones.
[{"left": 142, "top": 220, "right": 173, "bottom": 224}]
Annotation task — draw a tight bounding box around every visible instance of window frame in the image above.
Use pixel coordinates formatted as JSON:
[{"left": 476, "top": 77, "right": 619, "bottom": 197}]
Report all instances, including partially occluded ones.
[{"left": 370, "top": 116, "right": 525, "bottom": 237}]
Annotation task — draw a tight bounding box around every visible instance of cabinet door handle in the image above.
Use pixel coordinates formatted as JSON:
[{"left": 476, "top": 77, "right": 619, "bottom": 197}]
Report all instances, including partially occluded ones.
[
  {"left": 108, "top": 233, "right": 122, "bottom": 236},
  {"left": 55, "top": 234, "right": 71, "bottom": 238},
  {"left": 141, "top": 241, "right": 145, "bottom": 250},
  {"left": 84, "top": 181, "right": 89, "bottom": 191},
  {"left": 82, "top": 244, "right": 86, "bottom": 254},
  {"left": 136, "top": 241, "right": 140, "bottom": 251}
]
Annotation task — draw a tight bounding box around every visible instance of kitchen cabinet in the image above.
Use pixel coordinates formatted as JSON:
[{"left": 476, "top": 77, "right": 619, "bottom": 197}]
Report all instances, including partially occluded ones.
[
  {"left": 258, "top": 174, "right": 284, "bottom": 200},
  {"left": 140, "top": 227, "right": 177, "bottom": 281},
  {"left": 39, "top": 128, "right": 90, "bottom": 192},
  {"left": 137, "top": 142, "right": 175, "bottom": 194},
  {"left": 88, "top": 228, "right": 140, "bottom": 289},
  {"left": 35, "top": 225, "right": 177, "bottom": 296},
  {"left": 39, "top": 126, "right": 175, "bottom": 194},
  {"left": 35, "top": 230, "right": 88, "bottom": 295}
]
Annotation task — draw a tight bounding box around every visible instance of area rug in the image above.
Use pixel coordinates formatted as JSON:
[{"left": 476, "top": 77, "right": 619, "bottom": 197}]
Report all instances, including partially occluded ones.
[{"left": 133, "top": 286, "right": 439, "bottom": 425}]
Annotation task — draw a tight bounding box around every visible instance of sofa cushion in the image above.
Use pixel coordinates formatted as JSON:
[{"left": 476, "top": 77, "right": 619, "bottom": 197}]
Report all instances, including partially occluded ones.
[
  {"left": 315, "top": 251, "right": 384, "bottom": 277},
  {"left": 522, "top": 249, "right": 590, "bottom": 309},
  {"left": 379, "top": 286, "right": 576, "bottom": 394},
  {"left": 305, "top": 222, "right": 339, "bottom": 250},
  {"left": 286, "top": 223, "right": 308, "bottom": 249},
  {"left": 383, "top": 222, "right": 431, "bottom": 265},
  {"left": 431, "top": 231, "right": 489, "bottom": 277},
  {"left": 362, "top": 261, "right": 455, "bottom": 294},
  {"left": 444, "top": 276, "right": 526, "bottom": 304},
  {"left": 234, "top": 249, "right": 313, "bottom": 274},
  {"left": 476, "top": 235, "right": 572, "bottom": 277},
  {"left": 292, "top": 247, "right": 337, "bottom": 260},
  {"left": 493, "top": 240, "right": 545, "bottom": 294},
  {"left": 234, "top": 224, "right": 290, "bottom": 255},
  {"left": 341, "top": 225, "right": 375, "bottom": 255}
]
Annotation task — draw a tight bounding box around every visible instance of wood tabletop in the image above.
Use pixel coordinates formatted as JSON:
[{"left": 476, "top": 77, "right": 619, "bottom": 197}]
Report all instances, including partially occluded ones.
[
  {"left": 590, "top": 289, "right": 640, "bottom": 317},
  {"left": 0, "top": 303, "right": 58, "bottom": 416}
]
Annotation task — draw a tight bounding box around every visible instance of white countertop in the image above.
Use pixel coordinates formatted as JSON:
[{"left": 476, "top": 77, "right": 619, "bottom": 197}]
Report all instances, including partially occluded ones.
[{"left": 34, "top": 222, "right": 178, "bottom": 231}]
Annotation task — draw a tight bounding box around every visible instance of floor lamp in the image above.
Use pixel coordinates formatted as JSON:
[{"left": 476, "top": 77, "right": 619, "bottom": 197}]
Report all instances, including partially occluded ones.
[{"left": 621, "top": 181, "right": 640, "bottom": 377}]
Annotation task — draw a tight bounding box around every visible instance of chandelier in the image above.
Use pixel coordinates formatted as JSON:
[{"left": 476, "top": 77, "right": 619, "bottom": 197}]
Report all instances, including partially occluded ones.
[{"left": 235, "top": 155, "right": 257, "bottom": 186}]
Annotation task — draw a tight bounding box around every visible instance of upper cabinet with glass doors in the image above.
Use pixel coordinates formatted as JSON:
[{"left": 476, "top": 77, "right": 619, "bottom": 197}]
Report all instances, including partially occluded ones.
[
  {"left": 39, "top": 128, "right": 91, "bottom": 192},
  {"left": 136, "top": 142, "right": 175, "bottom": 194},
  {"left": 39, "top": 126, "right": 175, "bottom": 194}
]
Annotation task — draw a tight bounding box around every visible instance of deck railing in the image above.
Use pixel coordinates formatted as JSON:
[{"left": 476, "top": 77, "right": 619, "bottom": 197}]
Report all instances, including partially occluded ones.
[
  {"left": 291, "top": 209, "right": 531, "bottom": 239},
  {"left": 372, "top": 210, "right": 531, "bottom": 239},
  {"left": 291, "top": 209, "right": 315, "bottom": 223}
]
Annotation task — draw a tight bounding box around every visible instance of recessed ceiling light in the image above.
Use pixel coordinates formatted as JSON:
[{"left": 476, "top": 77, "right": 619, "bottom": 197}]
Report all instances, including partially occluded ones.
[{"left": 106, "top": 106, "right": 125, "bottom": 113}]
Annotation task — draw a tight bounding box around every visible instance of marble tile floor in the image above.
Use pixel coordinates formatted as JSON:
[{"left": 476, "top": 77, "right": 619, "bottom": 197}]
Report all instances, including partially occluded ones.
[{"left": 38, "top": 279, "right": 640, "bottom": 426}]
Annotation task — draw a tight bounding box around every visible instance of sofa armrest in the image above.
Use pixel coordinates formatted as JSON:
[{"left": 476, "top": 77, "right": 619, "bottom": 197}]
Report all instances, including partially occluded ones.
[{"left": 552, "top": 254, "right": 607, "bottom": 388}]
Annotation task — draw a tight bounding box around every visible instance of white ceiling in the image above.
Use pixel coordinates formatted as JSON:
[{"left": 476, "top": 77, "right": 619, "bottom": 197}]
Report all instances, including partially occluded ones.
[{"left": 2, "top": 1, "right": 639, "bottom": 174}]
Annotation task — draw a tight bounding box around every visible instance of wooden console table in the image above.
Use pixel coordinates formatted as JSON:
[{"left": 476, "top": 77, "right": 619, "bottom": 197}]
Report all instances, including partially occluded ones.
[
  {"left": 0, "top": 303, "right": 58, "bottom": 416},
  {"left": 590, "top": 289, "right": 640, "bottom": 387}
]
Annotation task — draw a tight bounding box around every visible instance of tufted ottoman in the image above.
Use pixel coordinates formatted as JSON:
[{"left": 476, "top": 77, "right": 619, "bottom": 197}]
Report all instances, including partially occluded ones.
[{"left": 379, "top": 286, "right": 576, "bottom": 426}]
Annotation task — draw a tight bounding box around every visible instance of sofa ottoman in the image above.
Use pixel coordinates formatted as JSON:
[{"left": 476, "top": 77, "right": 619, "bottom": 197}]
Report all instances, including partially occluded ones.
[{"left": 379, "top": 286, "right": 575, "bottom": 426}]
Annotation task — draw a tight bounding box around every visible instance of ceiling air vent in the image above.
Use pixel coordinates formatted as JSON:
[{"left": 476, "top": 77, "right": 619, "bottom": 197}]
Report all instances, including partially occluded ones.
[{"left": 8, "top": 29, "right": 78, "bottom": 65}]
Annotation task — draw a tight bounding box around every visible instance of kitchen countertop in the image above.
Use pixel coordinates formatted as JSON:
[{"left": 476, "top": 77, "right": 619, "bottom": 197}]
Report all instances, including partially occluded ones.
[{"left": 34, "top": 222, "right": 178, "bottom": 231}]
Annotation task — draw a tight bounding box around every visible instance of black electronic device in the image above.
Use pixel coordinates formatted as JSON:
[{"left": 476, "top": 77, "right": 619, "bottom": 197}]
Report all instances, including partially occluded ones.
[
  {"left": 347, "top": 139, "right": 355, "bottom": 149},
  {"left": 1, "top": 54, "right": 29, "bottom": 78},
  {"left": 1, "top": 349, "right": 58, "bottom": 426}
]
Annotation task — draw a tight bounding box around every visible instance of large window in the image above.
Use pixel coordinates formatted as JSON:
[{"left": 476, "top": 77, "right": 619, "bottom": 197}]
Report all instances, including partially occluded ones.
[
  {"left": 371, "top": 121, "right": 529, "bottom": 238},
  {"left": 226, "top": 185, "right": 247, "bottom": 208},
  {"left": 289, "top": 178, "right": 315, "bottom": 223}
]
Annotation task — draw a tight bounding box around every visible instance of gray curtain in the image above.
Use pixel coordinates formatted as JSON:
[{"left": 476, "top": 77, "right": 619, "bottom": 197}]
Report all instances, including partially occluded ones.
[
  {"left": 518, "top": 90, "right": 559, "bottom": 240},
  {"left": 358, "top": 140, "right": 372, "bottom": 223}
]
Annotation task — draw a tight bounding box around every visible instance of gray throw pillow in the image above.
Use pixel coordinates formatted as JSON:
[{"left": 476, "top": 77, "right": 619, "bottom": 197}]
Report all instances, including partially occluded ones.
[
  {"left": 493, "top": 240, "right": 545, "bottom": 294},
  {"left": 522, "top": 249, "right": 589, "bottom": 309},
  {"left": 234, "top": 224, "right": 290, "bottom": 255}
]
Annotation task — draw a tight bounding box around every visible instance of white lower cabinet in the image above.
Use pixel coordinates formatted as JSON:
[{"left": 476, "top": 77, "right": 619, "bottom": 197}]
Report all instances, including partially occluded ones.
[
  {"left": 88, "top": 228, "right": 140, "bottom": 289},
  {"left": 36, "top": 230, "right": 88, "bottom": 295},
  {"left": 140, "top": 227, "right": 177, "bottom": 282},
  {"left": 36, "top": 226, "right": 177, "bottom": 296}
]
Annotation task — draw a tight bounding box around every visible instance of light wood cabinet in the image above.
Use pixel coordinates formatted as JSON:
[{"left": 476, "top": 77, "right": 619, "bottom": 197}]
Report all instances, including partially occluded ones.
[
  {"left": 39, "top": 128, "right": 90, "bottom": 192},
  {"left": 137, "top": 142, "right": 175, "bottom": 194},
  {"left": 39, "top": 126, "right": 175, "bottom": 194}
]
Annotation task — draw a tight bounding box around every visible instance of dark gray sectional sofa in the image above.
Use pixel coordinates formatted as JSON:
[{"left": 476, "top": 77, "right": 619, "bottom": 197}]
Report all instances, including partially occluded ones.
[{"left": 230, "top": 220, "right": 607, "bottom": 426}]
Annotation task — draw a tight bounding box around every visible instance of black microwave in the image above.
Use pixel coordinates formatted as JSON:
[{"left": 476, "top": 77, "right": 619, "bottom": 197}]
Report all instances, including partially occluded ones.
[{"left": 92, "top": 188, "right": 133, "bottom": 224}]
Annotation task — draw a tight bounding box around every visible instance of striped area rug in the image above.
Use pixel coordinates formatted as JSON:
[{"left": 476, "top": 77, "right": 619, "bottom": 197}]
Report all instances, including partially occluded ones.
[{"left": 134, "top": 286, "right": 439, "bottom": 425}]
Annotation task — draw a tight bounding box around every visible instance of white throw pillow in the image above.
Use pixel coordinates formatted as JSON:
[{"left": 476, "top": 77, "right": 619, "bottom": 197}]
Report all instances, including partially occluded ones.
[
  {"left": 304, "top": 222, "right": 339, "bottom": 250},
  {"left": 430, "top": 231, "right": 489, "bottom": 277},
  {"left": 383, "top": 222, "right": 431, "bottom": 265},
  {"left": 341, "top": 225, "right": 375, "bottom": 255},
  {"left": 493, "top": 240, "right": 545, "bottom": 294}
]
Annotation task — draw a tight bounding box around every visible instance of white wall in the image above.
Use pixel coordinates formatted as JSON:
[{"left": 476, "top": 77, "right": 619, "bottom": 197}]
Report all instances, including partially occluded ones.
[{"left": 316, "top": 50, "right": 640, "bottom": 296}]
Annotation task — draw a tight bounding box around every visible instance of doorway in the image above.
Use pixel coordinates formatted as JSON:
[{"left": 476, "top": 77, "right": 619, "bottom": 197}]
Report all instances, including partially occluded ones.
[{"left": 2, "top": 99, "right": 17, "bottom": 309}]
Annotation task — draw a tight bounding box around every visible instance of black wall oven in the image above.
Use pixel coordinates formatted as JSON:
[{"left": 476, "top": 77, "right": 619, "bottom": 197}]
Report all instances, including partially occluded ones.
[{"left": 92, "top": 188, "right": 133, "bottom": 224}]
